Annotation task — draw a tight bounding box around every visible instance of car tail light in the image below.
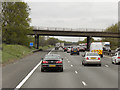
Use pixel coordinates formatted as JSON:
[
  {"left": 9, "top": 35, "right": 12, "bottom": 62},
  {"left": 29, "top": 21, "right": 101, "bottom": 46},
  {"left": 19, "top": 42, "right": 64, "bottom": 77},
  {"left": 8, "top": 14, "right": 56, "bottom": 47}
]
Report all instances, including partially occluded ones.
[
  {"left": 118, "top": 57, "right": 120, "bottom": 59},
  {"left": 56, "top": 61, "right": 62, "bottom": 63},
  {"left": 65, "top": 48, "right": 66, "bottom": 49},
  {"left": 86, "top": 57, "right": 89, "bottom": 60},
  {"left": 98, "top": 57, "right": 100, "bottom": 60},
  {"left": 42, "top": 61, "right": 48, "bottom": 64}
]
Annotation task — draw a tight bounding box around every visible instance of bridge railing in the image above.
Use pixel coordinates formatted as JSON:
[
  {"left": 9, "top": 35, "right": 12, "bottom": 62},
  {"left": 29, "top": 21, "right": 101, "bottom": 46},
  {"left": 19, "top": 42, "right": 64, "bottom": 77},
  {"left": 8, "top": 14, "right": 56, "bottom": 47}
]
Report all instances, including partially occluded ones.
[{"left": 33, "top": 26, "right": 106, "bottom": 32}]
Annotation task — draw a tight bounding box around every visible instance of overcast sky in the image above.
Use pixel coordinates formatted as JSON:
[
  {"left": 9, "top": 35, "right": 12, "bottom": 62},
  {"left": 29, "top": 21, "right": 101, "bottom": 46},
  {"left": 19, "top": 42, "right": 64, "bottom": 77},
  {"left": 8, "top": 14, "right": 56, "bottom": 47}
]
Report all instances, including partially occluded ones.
[{"left": 27, "top": 1, "right": 118, "bottom": 42}]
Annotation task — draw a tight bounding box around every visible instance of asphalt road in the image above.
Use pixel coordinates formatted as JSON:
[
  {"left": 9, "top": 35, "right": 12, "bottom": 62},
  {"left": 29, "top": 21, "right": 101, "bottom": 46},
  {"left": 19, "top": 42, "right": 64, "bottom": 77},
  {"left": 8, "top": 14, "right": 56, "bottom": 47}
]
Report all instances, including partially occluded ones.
[
  {"left": 19, "top": 48, "right": 118, "bottom": 88},
  {"left": 2, "top": 50, "right": 50, "bottom": 88}
]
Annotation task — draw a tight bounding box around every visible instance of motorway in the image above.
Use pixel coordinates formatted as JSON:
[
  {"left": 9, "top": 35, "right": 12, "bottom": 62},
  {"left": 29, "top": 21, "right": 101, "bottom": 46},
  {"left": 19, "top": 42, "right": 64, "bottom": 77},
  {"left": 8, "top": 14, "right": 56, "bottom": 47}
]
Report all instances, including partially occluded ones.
[{"left": 2, "top": 48, "right": 118, "bottom": 89}]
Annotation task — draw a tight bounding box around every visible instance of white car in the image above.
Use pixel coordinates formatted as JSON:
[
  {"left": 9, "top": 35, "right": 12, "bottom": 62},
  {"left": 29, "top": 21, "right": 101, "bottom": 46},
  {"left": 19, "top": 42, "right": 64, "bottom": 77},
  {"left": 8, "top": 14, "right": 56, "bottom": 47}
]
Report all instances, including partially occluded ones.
[
  {"left": 112, "top": 51, "right": 120, "bottom": 64},
  {"left": 82, "top": 52, "right": 101, "bottom": 66}
]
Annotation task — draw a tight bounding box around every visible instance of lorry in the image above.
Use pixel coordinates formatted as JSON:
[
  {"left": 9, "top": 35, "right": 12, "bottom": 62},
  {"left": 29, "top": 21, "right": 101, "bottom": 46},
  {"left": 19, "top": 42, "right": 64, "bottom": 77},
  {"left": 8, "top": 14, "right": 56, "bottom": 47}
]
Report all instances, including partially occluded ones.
[
  {"left": 90, "top": 42, "right": 103, "bottom": 57},
  {"left": 102, "top": 42, "right": 111, "bottom": 52}
]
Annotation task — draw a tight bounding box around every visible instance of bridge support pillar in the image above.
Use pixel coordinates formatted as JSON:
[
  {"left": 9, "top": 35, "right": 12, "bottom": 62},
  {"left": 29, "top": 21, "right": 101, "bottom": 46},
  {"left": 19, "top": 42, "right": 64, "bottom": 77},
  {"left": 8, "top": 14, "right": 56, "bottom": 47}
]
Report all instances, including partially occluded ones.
[
  {"left": 35, "top": 34, "right": 39, "bottom": 49},
  {"left": 87, "top": 36, "right": 91, "bottom": 51}
]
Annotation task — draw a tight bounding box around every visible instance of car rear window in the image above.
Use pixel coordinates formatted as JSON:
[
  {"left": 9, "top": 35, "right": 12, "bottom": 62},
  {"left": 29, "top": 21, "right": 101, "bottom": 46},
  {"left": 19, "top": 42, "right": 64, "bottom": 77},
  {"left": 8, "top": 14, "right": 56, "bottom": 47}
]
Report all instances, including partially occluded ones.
[
  {"left": 45, "top": 55, "right": 60, "bottom": 59},
  {"left": 87, "top": 53, "right": 99, "bottom": 56}
]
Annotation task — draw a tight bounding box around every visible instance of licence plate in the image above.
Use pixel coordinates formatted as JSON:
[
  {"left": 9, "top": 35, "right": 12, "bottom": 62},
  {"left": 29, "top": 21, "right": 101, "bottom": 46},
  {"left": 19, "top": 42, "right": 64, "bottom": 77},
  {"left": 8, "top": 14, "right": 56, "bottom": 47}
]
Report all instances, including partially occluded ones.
[
  {"left": 74, "top": 51, "right": 76, "bottom": 52},
  {"left": 49, "top": 65, "right": 56, "bottom": 67},
  {"left": 91, "top": 57, "right": 96, "bottom": 59}
]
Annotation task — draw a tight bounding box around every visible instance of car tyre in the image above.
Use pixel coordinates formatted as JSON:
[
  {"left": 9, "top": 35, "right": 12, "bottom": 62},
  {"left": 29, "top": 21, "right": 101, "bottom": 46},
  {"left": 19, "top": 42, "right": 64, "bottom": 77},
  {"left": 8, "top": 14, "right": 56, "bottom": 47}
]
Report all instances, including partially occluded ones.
[
  {"left": 41, "top": 68, "right": 44, "bottom": 72},
  {"left": 99, "top": 64, "right": 101, "bottom": 66},
  {"left": 60, "top": 68, "right": 63, "bottom": 72}
]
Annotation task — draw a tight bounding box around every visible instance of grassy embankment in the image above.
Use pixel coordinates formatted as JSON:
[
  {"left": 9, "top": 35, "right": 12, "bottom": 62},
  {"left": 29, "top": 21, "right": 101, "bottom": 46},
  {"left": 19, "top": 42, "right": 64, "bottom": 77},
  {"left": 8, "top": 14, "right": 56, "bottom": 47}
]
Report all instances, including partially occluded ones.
[{"left": 2, "top": 44, "right": 54, "bottom": 64}]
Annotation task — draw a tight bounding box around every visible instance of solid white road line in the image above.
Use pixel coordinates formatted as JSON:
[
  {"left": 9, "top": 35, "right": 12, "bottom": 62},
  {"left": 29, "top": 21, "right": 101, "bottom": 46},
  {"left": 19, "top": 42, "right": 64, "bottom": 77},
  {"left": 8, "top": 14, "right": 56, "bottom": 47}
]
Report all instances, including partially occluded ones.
[
  {"left": 48, "top": 48, "right": 54, "bottom": 55},
  {"left": 67, "top": 59, "right": 68, "bottom": 61},
  {"left": 82, "top": 81, "right": 87, "bottom": 86},
  {"left": 15, "top": 61, "right": 42, "bottom": 90},
  {"left": 14, "top": 48, "right": 53, "bottom": 90},
  {"left": 68, "top": 61, "right": 70, "bottom": 63},
  {"left": 105, "top": 65, "right": 109, "bottom": 67},
  {"left": 75, "top": 71, "right": 78, "bottom": 74}
]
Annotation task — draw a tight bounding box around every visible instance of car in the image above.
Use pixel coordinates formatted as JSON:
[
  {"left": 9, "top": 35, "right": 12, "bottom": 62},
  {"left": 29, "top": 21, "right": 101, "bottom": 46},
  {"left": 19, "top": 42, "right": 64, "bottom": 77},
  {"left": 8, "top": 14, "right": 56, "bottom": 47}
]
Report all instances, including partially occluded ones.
[
  {"left": 67, "top": 48, "right": 71, "bottom": 53},
  {"left": 112, "top": 51, "right": 120, "bottom": 64},
  {"left": 82, "top": 52, "right": 101, "bottom": 66},
  {"left": 79, "top": 46, "right": 85, "bottom": 52},
  {"left": 115, "top": 47, "right": 120, "bottom": 52},
  {"left": 70, "top": 47, "right": 79, "bottom": 55},
  {"left": 64, "top": 46, "right": 68, "bottom": 52},
  {"left": 41, "top": 54, "right": 63, "bottom": 72}
]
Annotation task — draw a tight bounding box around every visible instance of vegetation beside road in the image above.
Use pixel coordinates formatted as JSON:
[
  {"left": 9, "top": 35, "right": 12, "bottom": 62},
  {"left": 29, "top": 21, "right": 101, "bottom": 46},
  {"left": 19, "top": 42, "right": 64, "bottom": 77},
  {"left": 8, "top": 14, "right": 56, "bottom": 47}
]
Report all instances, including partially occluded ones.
[{"left": 2, "top": 44, "right": 54, "bottom": 65}]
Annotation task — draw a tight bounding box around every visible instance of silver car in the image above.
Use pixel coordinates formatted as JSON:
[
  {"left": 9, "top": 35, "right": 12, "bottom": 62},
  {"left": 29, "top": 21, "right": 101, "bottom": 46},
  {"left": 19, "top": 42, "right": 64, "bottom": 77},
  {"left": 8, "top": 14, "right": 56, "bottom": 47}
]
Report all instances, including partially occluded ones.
[
  {"left": 82, "top": 52, "right": 101, "bottom": 66},
  {"left": 112, "top": 51, "right": 120, "bottom": 64}
]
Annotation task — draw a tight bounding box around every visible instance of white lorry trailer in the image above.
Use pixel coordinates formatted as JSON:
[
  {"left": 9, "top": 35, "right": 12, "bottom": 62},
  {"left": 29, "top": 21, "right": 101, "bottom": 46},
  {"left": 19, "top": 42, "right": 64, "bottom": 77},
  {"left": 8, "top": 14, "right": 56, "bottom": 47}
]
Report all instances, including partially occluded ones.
[{"left": 90, "top": 42, "right": 103, "bottom": 57}]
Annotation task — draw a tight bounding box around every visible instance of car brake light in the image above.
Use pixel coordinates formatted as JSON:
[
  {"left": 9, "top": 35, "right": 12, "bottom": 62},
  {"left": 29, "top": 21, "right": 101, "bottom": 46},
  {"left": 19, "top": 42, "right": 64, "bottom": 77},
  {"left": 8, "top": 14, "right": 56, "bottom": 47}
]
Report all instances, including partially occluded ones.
[
  {"left": 98, "top": 57, "right": 100, "bottom": 60},
  {"left": 118, "top": 57, "right": 120, "bottom": 59},
  {"left": 86, "top": 57, "right": 89, "bottom": 60},
  {"left": 43, "top": 61, "right": 48, "bottom": 64},
  {"left": 56, "top": 61, "right": 62, "bottom": 63}
]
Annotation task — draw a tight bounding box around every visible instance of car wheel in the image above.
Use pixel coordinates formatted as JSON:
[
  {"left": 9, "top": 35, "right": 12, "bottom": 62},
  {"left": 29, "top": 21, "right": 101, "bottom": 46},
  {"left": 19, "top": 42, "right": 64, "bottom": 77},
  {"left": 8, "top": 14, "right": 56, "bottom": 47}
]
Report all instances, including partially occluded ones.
[
  {"left": 71, "top": 53, "right": 73, "bottom": 55},
  {"left": 41, "top": 68, "right": 44, "bottom": 72},
  {"left": 82, "top": 62, "right": 84, "bottom": 65},
  {"left": 84, "top": 64, "right": 86, "bottom": 66},
  {"left": 99, "top": 64, "right": 101, "bottom": 66},
  {"left": 60, "top": 68, "right": 63, "bottom": 72},
  {"left": 112, "top": 61, "right": 114, "bottom": 64},
  {"left": 77, "top": 53, "right": 79, "bottom": 55}
]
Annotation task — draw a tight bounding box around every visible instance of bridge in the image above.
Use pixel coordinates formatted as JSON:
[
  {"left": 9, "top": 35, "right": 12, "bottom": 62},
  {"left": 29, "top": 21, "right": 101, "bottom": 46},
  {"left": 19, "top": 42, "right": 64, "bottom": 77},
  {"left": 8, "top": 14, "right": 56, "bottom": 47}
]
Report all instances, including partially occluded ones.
[{"left": 29, "top": 26, "right": 120, "bottom": 49}]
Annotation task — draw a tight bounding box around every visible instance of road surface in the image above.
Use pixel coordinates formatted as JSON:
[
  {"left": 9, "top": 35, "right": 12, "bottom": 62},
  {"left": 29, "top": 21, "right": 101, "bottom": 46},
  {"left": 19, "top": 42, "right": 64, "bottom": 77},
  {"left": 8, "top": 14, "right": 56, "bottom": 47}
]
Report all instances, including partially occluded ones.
[{"left": 2, "top": 48, "right": 118, "bottom": 89}]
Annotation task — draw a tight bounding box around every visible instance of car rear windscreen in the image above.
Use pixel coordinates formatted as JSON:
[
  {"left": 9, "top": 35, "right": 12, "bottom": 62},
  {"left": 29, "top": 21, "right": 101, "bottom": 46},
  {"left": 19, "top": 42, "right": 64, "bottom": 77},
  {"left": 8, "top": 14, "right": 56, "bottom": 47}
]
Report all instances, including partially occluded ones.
[{"left": 87, "top": 53, "right": 99, "bottom": 56}]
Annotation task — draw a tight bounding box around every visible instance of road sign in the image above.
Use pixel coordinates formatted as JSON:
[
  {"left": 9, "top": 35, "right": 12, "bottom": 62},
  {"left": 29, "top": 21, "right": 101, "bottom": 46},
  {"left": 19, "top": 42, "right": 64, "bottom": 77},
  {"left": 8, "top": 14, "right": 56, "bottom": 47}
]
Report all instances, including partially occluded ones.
[{"left": 30, "top": 42, "right": 33, "bottom": 47}]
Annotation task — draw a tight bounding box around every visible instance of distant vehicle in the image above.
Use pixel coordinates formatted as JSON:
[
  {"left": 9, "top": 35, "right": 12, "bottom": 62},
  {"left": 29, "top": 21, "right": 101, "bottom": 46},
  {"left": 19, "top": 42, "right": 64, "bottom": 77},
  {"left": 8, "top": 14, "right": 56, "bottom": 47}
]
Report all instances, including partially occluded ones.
[
  {"left": 115, "top": 47, "right": 120, "bottom": 52},
  {"left": 79, "top": 46, "right": 85, "bottom": 52},
  {"left": 112, "top": 51, "right": 120, "bottom": 64},
  {"left": 41, "top": 54, "right": 63, "bottom": 72},
  {"left": 55, "top": 46, "right": 59, "bottom": 50},
  {"left": 60, "top": 43, "right": 64, "bottom": 48},
  {"left": 67, "top": 47, "right": 71, "bottom": 53},
  {"left": 82, "top": 52, "right": 101, "bottom": 66},
  {"left": 70, "top": 47, "right": 79, "bottom": 55},
  {"left": 103, "top": 42, "right": 111, "bottom": 52},
  {"left": 90, "top": 42, "right": 103, "bottom": 57},
  {"left": 64, "top": 46, "right": 68, "bottom": 52}
]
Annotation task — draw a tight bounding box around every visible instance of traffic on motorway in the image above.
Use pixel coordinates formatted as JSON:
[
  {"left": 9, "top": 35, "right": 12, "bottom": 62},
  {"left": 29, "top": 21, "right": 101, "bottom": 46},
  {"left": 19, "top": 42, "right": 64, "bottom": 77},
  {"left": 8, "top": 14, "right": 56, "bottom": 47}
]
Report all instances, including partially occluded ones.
[{"left": 41, "top": 42, "right": 120, "bottom": 72}]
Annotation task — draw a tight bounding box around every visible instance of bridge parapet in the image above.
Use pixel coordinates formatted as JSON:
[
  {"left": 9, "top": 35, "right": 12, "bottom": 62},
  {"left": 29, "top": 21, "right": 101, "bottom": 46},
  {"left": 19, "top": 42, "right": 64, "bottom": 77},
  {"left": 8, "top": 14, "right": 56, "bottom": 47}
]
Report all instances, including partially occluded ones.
[{"left": 33, "top": 26, "right": 106, "bottom": 32}]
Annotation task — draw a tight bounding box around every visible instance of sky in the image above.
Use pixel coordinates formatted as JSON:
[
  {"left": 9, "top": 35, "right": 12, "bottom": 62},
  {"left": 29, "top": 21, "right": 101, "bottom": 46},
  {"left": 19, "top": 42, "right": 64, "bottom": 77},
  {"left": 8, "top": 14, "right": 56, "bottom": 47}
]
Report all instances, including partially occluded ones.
[{"left": 26, "top": 0, "right": 118, "bottom": 42}]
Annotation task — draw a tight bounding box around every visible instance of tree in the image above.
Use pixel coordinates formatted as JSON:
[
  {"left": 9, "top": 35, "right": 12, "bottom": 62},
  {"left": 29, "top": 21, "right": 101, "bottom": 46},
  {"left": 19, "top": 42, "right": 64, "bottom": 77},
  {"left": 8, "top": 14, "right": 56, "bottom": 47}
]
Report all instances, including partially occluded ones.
[
  {"left": 102, "top": 23, "right": 119, "bottom": 49},
  {"left": 46, "top": 37, "right": 59, "bottom": 46},
  {"left": 2, "top": 2, "right": 32, "bottom": 46}
]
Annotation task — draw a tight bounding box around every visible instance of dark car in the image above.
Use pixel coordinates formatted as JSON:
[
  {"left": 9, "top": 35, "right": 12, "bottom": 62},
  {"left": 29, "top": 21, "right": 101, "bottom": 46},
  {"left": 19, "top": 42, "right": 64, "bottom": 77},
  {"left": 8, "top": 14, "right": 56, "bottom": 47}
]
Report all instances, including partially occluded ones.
[
  {"left": 64, "top": 46, "right": 68, "bottom": 52},
  {"left": 70, "top": 47, "right": 79, "bottom": 55},
  {"left": 79, "top": 46, "right": 85, "bottom": 52},
  {"left": 41, "top": 54, "right": 63, "bottom": 72}
]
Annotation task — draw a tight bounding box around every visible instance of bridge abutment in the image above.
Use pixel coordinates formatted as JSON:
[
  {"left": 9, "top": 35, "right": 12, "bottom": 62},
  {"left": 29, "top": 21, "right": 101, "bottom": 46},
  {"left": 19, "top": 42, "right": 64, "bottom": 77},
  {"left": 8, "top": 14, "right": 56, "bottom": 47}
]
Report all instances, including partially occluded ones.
[{"left": 35, "top": 34, "right": 39, "bottom": 49}]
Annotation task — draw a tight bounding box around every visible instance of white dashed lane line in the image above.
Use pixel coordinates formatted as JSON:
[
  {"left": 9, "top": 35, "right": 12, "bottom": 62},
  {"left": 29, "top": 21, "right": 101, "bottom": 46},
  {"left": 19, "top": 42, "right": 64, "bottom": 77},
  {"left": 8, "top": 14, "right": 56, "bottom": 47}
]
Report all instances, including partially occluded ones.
[
  {"left": 68, "top": 61, "right": 70, "bottom": 63},
  {"left": 105, "top": 65, "right": 109, "bottom": 67},
  {"left": 71, "top": 65, "right": 73, "bottom": 67},
  {"left": 75, "top": 71, "right": 78, "bottom": 74},
  {"left": 82, "top": 81, "right": 87, "bottom": 86}
]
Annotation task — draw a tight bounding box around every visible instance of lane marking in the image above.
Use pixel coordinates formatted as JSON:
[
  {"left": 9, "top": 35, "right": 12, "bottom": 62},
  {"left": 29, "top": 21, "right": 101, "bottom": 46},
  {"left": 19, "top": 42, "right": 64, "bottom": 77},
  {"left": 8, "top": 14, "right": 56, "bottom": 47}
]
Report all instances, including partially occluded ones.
[
  {"left": 67, "top": 59, "right": 68, "bottom": 61},
  {"left": 105, "top": 65, "right": 109, "bottom": 67},
  {"left": 65, "top": 57, "right": 67, "bottom": 59},
  {"left": 68, "top": 61, "right": 70, "bottom": 63},
  {"left": 48, "top": 48, "right": 54, "bottom": 55},
  {"left": 71, "top": 64, "right": 73, "bottom": 67},
  {"left": 82, "top": 81, "right": 87, "bottom": 86},
  {"left": 14, "top": 48, "right": 53, "bottom": 90},
  {"left": 75, "top": 71, "right": 78, "bottom": 74}
]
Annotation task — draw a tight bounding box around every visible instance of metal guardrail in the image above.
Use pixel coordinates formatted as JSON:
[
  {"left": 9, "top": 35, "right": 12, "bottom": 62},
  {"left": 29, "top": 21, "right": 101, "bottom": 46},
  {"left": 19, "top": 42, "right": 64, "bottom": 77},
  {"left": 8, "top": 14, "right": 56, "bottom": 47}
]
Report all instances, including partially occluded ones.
[{"left": 33, "top": 26, "right": 106, "bottom": 32}]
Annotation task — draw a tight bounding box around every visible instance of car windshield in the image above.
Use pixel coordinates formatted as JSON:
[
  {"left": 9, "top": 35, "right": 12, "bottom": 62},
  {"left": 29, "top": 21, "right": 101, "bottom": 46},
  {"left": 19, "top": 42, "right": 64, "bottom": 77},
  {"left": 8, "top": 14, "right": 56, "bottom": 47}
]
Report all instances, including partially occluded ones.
[{"left": 87, "top": 53, "right": 99, "bottom": 56}]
